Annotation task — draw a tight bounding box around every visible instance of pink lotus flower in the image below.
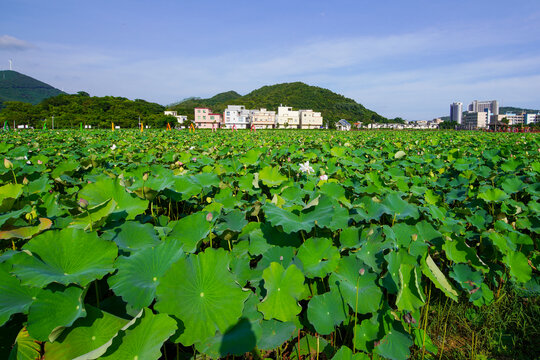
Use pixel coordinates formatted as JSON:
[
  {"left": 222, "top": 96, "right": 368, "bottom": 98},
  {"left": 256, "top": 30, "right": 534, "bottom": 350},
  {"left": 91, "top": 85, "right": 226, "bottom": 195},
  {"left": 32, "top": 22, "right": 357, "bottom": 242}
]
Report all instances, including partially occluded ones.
[{"left": 320, "top": 174, "right": 328, "bottom": 181}]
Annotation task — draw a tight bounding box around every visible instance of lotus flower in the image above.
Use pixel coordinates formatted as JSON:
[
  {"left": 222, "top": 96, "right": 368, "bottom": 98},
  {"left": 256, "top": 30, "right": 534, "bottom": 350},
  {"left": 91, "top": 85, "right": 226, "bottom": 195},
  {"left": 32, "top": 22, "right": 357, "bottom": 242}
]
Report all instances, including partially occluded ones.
[
  {"left": 320, "top": 174, "right": 328, "bottom": 181},
  {"left": 299, "top": 161, "right": 314, "bottom": 174},
  {"left": 110, "top": 144, "right": 117, "bottom": 150}
]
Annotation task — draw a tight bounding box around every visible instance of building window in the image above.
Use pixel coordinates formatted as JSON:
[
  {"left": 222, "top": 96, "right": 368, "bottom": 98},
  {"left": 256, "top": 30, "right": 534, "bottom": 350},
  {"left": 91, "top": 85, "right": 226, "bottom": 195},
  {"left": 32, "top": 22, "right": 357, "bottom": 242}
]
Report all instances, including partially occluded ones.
[{"left": 197, "top": 109, "right": 201, "bottom": 113}]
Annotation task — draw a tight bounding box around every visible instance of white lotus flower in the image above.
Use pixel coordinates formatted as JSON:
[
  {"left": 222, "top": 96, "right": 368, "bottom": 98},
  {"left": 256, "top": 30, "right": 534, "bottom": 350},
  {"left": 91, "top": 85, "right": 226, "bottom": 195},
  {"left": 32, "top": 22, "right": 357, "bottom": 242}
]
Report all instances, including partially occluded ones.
[
  {"left": 110, "top": 144, "right": 117, "bottom": 150},
  {"left": 320, "top": 174, "right": 328, "bottom": 181},
  {"left": 299, "top": 161, "right": 314, "bottom": 174}
]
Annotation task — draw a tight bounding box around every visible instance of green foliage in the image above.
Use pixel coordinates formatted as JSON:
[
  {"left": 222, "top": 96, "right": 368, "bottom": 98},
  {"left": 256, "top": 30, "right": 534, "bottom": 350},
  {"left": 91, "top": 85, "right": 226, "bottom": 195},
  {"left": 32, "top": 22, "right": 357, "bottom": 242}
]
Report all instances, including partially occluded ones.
[
  {"left": 170, "top": 82, "right": 389, "bottom": 127},
  {"left": 0, "top": 129, "right": 538, "bottom": 359},
  {"left": 0, "top": 70, "right": 64, "bottom": 109}
]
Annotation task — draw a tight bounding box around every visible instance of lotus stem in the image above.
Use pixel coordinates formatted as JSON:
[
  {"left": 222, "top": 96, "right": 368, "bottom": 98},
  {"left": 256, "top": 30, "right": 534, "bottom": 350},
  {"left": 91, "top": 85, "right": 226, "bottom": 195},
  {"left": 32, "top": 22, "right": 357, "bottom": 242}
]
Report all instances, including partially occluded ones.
[{"left": 353, "top": 275, "right": 360, "bottom": 353}]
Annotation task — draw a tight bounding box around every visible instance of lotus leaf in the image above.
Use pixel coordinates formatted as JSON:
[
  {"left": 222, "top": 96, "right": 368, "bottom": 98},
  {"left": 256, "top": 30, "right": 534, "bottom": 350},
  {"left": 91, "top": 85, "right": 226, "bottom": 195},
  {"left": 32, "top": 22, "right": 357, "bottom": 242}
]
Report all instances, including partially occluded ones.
[
  {"left": 0, "top": 217, "right": 52, "bottom": 240},
  {"left": 329, "top": 256, "right": 383, "bottom": 314},
  {"left": 8, "top": 327, "right": 41, "bottom": 360},
  {"left": 167, "top": 212, "right": 213, "bottom": 253},
  {"left": 12, "top": 228, "right": 118, "bottom": 287},
  {"left": 396, "top": 264, "right": 425, "bottom": 311},
  {"left": 78, "top": 178, "right": 148, "bottom": 220},
  {"left": 353, "top": 316, "right": 379, "bottom": 353},
  {"left": 100, "top": 308, "right": 176, "bottom": 360},
  {"left": 307, "top": 290, "right": 347, "bottom": 335},
  {"left": 374, "top": 328, "right": 413, "bottom": 360},
  {"left": 0, "top": 264, "right": 40, "bottom": 326},
  {"left": 44, "top": 305, "right": 129, "bottom": 360},
  {"left": 258, "top": 262, "right": 305, "bottom": 322},
  {"left": 259, "top": 166, "right": 287, "bottom": 187},
  {"left": 155, "top": 248, "right": 248, "bottom": 345},
  {"left": 27, "top": 285, "right": 86, "bottom": 342},
  {"left": 331, "top": 346, "right": 370, "bottom": 360},
  {"left": 108, "top": 239, "right": 184, "bottom": 309},
  {"left": 297, "top": 237, "right": 340, "bottom": 278}
]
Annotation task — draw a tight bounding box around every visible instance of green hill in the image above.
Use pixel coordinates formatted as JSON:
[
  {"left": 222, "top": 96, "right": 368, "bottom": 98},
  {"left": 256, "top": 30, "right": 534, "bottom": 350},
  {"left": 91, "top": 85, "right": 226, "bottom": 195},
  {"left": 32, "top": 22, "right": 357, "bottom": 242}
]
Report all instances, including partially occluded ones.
[
  {"left": 499, "top": 106, "right": 539, "bottom": 114},
  {"left": 169, "top": 82, "right": 391, "bottom": 126},
  {"left": 0, "top": 70, "right": 65, "bottom": 109}
]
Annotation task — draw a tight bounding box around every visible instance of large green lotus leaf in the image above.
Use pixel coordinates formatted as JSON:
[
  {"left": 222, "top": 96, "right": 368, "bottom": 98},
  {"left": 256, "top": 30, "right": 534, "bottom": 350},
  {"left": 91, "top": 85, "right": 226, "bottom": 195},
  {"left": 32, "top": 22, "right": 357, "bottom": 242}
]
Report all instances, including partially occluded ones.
[
  {"left": 307, "top": 290, "right": 347, "bottom": 335},
  {"left": 240, "top": 149, "right": 262, "bottom": 166},
  {"left": 478, "top": 188, "right": 509, "bottom": 202},
  {"left": 382, "top": 193, "right": 419, "bottom": 220},
  {"left": 421, "top": 254, "right": 458, "bottom": 301},
  {"left": 100, "top": 308, "right": 176, "bottom": 360},
  {"left": 353, "top": 316, "right": 379, "bottom": 353},
  {"left": 214, "top": 209, "right": 248, "bottom": 235},
  {"left": 44, "top": 305, "right": 129, "bottom": 360},
  {"left": 193, "top": 172, "right": 220, "bottom": 188},
  {"left": 442, "top": 238, "right": 488, "bottom": 272},
  {"left": 449, "top": 264, "right": 482, "bottom": 292},
  {"left": 78, "top": 178, "right": 149, "bottom": 220},
  {"left": 256, "top": 246, "right": 296, "bottom": 273},
  {"left": 382, "top": 249, "right": 416, "bottom": 294},
  {"left": 8, "top": 328, "right": 41, "bottom": 360},
  {"left": 0, "top": 264, "right": 40, "bottom": 326},
  {"left": 167, "top": 212, "right": 213, "bottom": 253},
  {"left": 0, "top": 183, "right": 23, "bottom": 212},
  {"left": 257, "top": 319, "right": 297, "bottom": 350},
  {"left": 329, "top": 256, "right": 382, "bottom": 314},
  {"left": 196, "top": 294, "right": 263, "bottom": 358},
  {"left": 374, "top": 328, "right": 413, "bottom": 360},
  {"left": 319, "top": 182, "right": 352, "bottom": 208},
  {"left": 101, "top": 221, "right": 160, "bottom": 252},
  {"left": 501, "top": 177, "right": 526, "bottom": 194},
  {"left": 0, "top": 218, "right": 52, "bottom": 241},
  {"left": 155, "top": 248, "right": 248, "bottom": 346},
  {"left": 169, "top": 176, "right": 202, "bottom": 200},
  {"left": 12, "top": 228, "right": 118, "bottom": 287},
  {"left": 108, "top": 239, "right": 184, "bottom": 309},
  {"left": 263, "top": 196, "right": 342, "bottom": 234},
  {"left": 395, "top": 264, "right": 425, "bottom": 312},
  {"left": 258, "top": 262, "right": 305, "bottom": 322},
  {"left": 504, "top": 251, "right": 532, "bottom": 283},
  {"left": 297, "top": 237, "right": 340, "bottom": 278},
  {"left": 331, "top": 346, "right": 370, "bottom": 360},
  {"left": 27, "top": 285, "right": 86, "bottom": 342},
  {"left": 259, "top": 166, "right": 287, "bottom": 187},
  {"left": 69, "top": 199, "right": 117, "bottom": 230},
  {"left": 339, "top": 227, "right": 360, "bottom": 249}
]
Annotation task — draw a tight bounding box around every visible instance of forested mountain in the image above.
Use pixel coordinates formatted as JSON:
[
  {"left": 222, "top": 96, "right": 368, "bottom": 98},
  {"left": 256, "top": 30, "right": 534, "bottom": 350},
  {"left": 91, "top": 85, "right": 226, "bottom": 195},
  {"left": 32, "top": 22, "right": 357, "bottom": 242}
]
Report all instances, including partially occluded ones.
[
  {"left": 0, "top": 70, "right": 65, "bottom": 109},
  {"left": 499, "top": 106, "right": 539, "bottom": 114},
  {"left": 0, "top": 92, "right": 167, "bottom": 129},
  {"left": 170, "top": 82, "right": 394, "bottom": 126}
]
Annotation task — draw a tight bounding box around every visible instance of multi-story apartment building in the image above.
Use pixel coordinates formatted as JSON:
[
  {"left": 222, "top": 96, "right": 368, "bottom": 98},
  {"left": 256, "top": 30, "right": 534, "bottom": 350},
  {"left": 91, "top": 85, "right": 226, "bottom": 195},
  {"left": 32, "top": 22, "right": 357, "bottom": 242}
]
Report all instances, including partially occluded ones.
[
  {"left": 450, "top": 102, "right": 463, "bottom": 124},
  {"left": 251, "top": 108, "right": 276, "bottom": 129},
  {"left": 468, "top": 100, "right": 499, "bottom": 115},
  {"left": 299, "top": 109, "right": 323, "bottom": 129},
  {"left": 462, "top": 111, "right": 488, "bottom": 129},
  {"left": 164, "top": 110, "right": 187, "bottom": 125},
  {"left": 194, "top": 108, "right": 222, "bottom": 129},
  {"left": 223, "top": 105, "right": 253, "bottom": 129},
  {"left": 276, "top": 105, "right": 300, "bottom": 129}
]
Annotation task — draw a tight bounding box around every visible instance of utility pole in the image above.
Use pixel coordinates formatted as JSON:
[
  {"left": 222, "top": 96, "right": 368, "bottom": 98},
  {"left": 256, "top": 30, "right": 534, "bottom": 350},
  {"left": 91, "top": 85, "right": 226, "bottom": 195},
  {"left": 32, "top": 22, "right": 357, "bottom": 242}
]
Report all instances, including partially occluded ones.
[{"left": 52, "top": 115, "right": 54, "bottom": 130}]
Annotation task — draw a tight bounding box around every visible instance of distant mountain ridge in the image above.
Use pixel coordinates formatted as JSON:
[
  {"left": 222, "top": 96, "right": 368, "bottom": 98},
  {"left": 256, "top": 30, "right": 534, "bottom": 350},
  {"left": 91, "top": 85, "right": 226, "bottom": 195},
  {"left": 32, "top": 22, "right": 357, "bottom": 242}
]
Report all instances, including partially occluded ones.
[
  {"left": 170, "top": 82, "right": 393, "bottom": 126},
  {"left": 0, "top": 70, "right": 65, "bottom": 109}
]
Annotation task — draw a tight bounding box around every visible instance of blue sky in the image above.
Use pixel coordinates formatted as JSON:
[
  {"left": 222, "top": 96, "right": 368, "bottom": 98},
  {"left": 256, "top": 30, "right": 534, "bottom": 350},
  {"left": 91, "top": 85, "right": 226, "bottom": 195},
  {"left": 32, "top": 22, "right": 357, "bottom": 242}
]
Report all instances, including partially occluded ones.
[{"left": 1, "top": 0, "right": 539, "bottom": 119}]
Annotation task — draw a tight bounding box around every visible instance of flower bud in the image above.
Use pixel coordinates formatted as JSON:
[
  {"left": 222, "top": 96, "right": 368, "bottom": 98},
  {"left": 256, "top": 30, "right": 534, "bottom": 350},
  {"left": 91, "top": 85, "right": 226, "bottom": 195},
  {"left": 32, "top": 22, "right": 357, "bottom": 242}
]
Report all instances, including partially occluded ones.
[
  {"left": 78, "top": 198, "right": 89, "bottom": 209},
  {"left": 4, "top": 158, "right": 13, "bottom": 169}
]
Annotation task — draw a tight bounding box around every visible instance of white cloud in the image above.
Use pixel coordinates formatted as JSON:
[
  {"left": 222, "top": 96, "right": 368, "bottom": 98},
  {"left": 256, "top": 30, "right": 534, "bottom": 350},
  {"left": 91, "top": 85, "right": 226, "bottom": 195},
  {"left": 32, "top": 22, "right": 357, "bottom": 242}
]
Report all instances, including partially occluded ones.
[
  {"left": 0, "top": 35, "right": 33, "bottom": 51},
  {"left": 8, "top": 23, "right": 540, "bottom": 119}
]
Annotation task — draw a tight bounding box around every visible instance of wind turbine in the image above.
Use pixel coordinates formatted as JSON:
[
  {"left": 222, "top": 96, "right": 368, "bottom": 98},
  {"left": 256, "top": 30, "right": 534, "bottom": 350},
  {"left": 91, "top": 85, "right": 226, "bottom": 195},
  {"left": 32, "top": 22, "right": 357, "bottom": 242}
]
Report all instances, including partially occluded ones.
[{"left": 9, "top": 59, "right": 12, "bottom": 70}]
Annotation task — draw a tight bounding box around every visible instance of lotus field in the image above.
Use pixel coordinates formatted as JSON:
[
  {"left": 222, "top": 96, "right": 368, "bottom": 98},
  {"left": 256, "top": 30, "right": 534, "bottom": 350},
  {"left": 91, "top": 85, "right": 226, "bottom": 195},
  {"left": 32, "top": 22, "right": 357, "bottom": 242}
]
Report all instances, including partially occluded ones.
[{"left": 0, "top": 129, "right": 538, "bottom": 360}]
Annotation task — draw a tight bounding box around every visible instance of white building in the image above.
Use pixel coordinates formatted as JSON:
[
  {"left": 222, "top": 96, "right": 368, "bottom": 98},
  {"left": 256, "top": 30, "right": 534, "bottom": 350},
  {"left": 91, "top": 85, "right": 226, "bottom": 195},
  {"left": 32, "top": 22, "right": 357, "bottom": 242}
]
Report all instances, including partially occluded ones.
[
  {"left": 468, "top": 100, "right": 499, "bottom": 115},
  {"left": 223, "top": 105, "right": 253, "bottom": 129},
  {"left": 276, "top": 105, "right": 300, "bottom": 129},
  {"left": 450, "top": 102, "right": 463, "bottom": 124},
  {"left": 462, "top": 111, "right": 488, "bottom": 129},
  {"left": 299, "top": 109, "right": 323, "bottom": 129},
  {"left": 251, "top": 108, "right": 276, "bottom": 129},
  {"left": 164, "top": 110, "right": 187, "bottom": 124},
  {"left": 336, "top": 119, "right": 351, "bottom": 131}
]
